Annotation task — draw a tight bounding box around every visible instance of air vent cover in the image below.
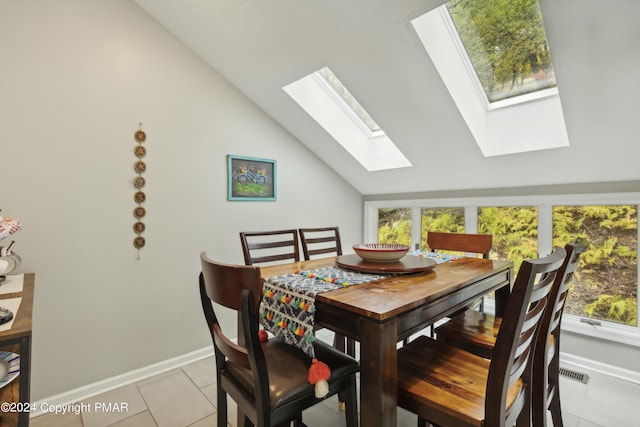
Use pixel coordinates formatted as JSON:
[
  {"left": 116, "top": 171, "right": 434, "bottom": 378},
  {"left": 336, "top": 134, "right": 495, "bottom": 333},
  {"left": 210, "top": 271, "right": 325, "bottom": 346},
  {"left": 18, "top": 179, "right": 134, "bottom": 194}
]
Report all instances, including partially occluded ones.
[{"left": 559, "top": 367, "right": 589, "bottom": 384}]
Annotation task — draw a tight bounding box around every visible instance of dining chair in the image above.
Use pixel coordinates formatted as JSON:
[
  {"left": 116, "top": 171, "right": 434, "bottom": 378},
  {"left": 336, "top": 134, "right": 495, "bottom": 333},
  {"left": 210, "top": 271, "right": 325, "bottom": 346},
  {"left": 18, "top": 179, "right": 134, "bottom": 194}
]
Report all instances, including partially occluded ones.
[
  {"left": 428, "top": 231, "right": 492, "bottom": 309},
  {"left": 199, "top": 252, "right": 359, "bottom": 427},
  {"left": 428, "top": 231, "right": 493, "bottom": 309},
  {"left": 434, "top": 239, "right": 588, "bottom": 427},
  {"left": 240, "top": 229, "right": 300, "bottom": 266},
  {"left": 299, "top": 227, "right": 343, "bottom": 260},
  {"left": 426, "top": 231, "right": 493, "bottom": 258},
  {"left": 396, "top": 247, "right": 566, "bottom": 427}
]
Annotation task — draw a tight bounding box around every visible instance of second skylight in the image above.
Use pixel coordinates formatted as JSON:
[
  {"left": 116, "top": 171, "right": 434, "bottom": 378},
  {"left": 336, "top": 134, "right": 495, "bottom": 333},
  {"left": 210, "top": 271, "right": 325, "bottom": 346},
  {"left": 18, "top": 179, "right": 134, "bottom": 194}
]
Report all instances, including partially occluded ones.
[{"left": 283, "top": 66, "right": 411, "bottom": 172}]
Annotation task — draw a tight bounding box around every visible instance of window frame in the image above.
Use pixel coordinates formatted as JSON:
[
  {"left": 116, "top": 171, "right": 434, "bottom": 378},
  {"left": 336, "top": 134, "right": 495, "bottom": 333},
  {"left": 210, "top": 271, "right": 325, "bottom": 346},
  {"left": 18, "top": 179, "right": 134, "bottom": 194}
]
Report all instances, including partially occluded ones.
[
  {"left": 441, "top": 4, "right": 559, "bottom": 110},
  {"left": 364, "top": 191, "right": 640, "bottom": 347}
]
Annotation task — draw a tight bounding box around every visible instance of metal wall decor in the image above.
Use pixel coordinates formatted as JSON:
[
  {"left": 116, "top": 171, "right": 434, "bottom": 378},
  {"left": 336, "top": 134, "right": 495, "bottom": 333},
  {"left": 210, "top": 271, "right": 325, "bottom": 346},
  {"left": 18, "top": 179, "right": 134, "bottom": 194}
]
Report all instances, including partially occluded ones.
[{"left": 133, "top": 123, "right": 147, "bottom": 258}]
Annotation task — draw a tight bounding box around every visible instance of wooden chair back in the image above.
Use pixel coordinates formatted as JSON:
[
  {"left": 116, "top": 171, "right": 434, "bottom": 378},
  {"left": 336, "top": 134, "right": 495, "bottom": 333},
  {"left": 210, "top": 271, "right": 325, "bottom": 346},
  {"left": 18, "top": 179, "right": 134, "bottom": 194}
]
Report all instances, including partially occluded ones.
[
  {"left": 239, "top": 229, "right": 300, "bottom": 265},
  {"left": 199, "top": 253, "right": 262, "bottom": 367},
  {"left": 199, "top": 253, "right": 267, "bottom": 423},
  {"left": 427, "top": 231, "right": 493, "bottom": 258},
  {"left": 532, "top": 239, "right": 589, "bottom": 426},
  {"left": 486, "top": 247, "right": 566, "bottom": 426},
  {"left": 299, "top": 227, "right": 343, "bottom": 260}
]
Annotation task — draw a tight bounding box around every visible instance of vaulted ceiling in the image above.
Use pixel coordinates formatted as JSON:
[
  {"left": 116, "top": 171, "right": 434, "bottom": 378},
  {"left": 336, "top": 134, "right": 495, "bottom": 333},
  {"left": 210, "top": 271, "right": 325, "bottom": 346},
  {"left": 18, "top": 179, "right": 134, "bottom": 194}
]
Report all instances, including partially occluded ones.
[{"left": 134, "top": 0, "right": 640, "bottom": 195}]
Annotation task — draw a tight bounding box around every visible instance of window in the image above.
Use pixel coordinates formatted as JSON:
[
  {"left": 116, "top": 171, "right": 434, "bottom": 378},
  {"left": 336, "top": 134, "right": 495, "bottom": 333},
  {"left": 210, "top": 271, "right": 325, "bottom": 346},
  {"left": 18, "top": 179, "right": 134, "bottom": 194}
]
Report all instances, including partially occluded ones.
[
  {"left": 478, "top": 206, "right": 538, "bottom": 272},
  {"left": 283, "top": 66, "right": 412, "bottom": 172},
  {"left": 421, "top": 207, "right": 465, "bottom": 249},
  {"left": 553, "top": 205, "right": 637, "bottom": 327},
  {"left": 446, "top": 0, "right": 556, "bottom": 103},
  {"left": 378, "top": 208, "right": 412, "bottom": 246},
  {"left": 316, "top": 67, "right": 382, "bottom": 134},
  {"left": 365, "top": 192, "right": 640, "bottom": 346}
]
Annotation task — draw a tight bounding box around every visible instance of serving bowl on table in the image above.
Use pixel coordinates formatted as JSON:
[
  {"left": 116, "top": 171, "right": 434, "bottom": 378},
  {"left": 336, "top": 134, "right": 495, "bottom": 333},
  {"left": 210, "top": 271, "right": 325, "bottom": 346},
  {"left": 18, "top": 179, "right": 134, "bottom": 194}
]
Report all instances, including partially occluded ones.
[{"left": 352, "top": 243, "right": 410, "bottom": 263}]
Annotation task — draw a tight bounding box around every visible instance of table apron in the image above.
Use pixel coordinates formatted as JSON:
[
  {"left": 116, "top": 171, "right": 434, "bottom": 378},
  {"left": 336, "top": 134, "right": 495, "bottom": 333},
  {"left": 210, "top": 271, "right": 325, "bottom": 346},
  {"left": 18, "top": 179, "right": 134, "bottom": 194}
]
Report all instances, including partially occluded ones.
[{"left": 398, "top": 269, "right": 510, "bottom": 339}]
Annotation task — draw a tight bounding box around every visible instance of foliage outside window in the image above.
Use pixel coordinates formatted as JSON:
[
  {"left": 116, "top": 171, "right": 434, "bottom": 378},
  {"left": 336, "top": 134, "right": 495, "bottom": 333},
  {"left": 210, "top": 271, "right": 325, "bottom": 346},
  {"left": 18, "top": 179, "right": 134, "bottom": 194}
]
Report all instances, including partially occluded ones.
[
  {"left": 446, "top": 0, "right": 556, "bottom": 103},
  {"left": 478, "top": 206, "right": 538, "bottom": 272},
  {"left": 370, "top": 198, "right": 640, "bottom": 338},
  {"left": 378, "top": 208, "right": 412, "bottom": 246},
  {"left": 421, "top": 208, "right": 465, "bottom": 250},
  {"left": 553, "top": 205, "right": 637, "bottom": 327}
]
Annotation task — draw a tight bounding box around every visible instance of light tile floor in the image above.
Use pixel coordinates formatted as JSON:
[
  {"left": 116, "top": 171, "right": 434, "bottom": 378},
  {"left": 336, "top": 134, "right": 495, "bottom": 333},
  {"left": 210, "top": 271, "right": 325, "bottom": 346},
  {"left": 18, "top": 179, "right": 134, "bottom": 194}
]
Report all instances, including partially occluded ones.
[{"left": 31, "top": 331, "right": 640, "bottom": 426}]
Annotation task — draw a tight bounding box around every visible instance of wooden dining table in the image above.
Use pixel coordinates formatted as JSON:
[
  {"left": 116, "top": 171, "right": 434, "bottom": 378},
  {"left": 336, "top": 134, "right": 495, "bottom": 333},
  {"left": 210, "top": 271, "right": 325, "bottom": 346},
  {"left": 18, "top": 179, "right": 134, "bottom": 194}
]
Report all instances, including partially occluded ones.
[{"left": 260, "top": 255, "right": 513, "bottom": 427}]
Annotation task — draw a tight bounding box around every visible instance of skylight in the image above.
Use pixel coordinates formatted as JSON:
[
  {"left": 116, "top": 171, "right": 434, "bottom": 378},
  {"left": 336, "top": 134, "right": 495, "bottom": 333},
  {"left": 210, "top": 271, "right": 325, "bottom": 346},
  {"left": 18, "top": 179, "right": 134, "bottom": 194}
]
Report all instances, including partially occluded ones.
[
  {"left": 411, "top": 1, "right": 569, "bottom": 157},
  {"left": 283, "top": 66, "right": 412, "bottom": 172},
  {"left": 316, "top": 67, "right": 382, "bottom": 134},
  {"left": 446, "top": 0, "right": 557, "bottom": 104}
]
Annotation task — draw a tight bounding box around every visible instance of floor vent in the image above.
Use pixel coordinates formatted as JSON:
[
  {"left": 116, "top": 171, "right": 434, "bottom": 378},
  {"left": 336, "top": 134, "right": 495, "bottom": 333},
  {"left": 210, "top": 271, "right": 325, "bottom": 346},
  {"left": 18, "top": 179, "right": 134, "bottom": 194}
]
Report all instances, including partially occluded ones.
[{"left": 559, "top": 366, "right": 589, "bottom": 384}]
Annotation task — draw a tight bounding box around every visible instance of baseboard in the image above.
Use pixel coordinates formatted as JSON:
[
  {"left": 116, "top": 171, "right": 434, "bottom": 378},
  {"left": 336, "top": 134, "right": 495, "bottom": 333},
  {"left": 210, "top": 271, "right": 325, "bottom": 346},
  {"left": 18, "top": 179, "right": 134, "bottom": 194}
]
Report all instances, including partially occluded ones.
[
  {"left": 30, "top": 346, "right": 213, "bottom": 418},
  {"left": 560, "top": 352, "right": 640, "bottom": 385},
  {"left": 31, "top": 346, "right": 639, "bottom": 419}
]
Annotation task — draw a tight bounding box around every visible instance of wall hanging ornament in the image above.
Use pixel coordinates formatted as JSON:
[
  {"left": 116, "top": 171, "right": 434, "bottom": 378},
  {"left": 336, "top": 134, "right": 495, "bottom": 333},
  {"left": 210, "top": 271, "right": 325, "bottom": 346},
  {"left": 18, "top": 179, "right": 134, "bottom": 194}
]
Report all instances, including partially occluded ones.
[{"left": 133, "top": 123, "right": 147, "bottom": 258}]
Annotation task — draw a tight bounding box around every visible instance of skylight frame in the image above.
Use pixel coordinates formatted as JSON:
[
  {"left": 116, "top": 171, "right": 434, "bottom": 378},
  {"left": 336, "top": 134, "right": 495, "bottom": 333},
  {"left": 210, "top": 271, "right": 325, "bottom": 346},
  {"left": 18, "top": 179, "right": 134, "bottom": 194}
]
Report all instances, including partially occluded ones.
[
  {"left": 283, "top": 66, "right": 412, "bottom": 172},
  {"left": 315, "top": 67, "right": 384, "bottom": 136},
  {"left": 411, "top": 3, "right": 570, "bottom": 157},
  {"left": 439, "top": 3, "right": 559, "bottom": 111}
]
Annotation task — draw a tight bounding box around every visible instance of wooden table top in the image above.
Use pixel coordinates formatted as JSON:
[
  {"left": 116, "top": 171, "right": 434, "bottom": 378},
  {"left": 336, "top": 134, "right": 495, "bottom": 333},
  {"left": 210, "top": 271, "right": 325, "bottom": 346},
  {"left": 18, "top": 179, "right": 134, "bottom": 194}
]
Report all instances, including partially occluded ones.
[{"left": 260, "top": 256, "right": 512, "bottom": 321}]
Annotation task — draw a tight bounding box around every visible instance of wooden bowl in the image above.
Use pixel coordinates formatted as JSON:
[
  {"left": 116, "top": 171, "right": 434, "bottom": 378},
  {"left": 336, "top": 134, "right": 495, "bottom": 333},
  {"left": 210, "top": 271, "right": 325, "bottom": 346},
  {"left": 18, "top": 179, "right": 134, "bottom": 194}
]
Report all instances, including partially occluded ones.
[{"left": 352, "top": 243, "right": 410, "bottom": 263}]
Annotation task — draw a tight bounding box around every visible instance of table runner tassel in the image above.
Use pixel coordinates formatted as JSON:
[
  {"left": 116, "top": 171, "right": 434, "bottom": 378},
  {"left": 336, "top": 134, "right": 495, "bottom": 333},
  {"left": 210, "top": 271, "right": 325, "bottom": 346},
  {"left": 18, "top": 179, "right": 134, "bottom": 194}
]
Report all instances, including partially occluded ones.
[{"left": 308, "top": 358, "right": 331, "bottom": 398}]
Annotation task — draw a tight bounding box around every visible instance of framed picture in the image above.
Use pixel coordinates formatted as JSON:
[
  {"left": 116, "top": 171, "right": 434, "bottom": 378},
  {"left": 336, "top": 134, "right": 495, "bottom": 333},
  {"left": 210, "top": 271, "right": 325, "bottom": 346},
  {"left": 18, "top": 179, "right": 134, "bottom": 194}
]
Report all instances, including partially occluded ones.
[{"left": 227, "top": 155, "right": 277, "bottom": 201}]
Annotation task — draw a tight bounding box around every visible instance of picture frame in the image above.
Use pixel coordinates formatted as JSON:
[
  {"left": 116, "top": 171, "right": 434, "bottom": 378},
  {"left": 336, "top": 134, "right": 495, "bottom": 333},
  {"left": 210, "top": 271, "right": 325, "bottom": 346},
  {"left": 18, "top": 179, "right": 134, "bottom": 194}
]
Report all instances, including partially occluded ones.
[{"left": 227, "top": 155, "right": 277, "bottom": 201}]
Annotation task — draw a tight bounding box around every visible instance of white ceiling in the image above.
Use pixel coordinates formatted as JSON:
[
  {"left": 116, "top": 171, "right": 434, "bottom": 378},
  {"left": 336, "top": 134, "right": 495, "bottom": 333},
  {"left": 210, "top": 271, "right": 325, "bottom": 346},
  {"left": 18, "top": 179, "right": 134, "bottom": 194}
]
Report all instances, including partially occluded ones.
[{"left": 134, "top": 0, "right": 640, "bottom": 195}]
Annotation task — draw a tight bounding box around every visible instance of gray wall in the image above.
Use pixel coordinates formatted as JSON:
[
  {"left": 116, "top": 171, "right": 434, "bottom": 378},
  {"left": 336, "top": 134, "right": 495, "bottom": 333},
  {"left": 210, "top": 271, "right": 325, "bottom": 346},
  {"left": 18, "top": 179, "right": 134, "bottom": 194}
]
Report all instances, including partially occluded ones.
[{"left": 0, "top": 0, "right": 363, "bottom": 400}]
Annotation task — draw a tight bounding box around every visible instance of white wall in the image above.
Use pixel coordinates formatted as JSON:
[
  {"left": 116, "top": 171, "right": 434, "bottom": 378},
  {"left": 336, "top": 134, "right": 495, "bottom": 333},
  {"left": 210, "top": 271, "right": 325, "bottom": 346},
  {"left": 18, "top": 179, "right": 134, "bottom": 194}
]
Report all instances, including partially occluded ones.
[{"left": 0, "top": 0, "right": 363, "bottom": 400}]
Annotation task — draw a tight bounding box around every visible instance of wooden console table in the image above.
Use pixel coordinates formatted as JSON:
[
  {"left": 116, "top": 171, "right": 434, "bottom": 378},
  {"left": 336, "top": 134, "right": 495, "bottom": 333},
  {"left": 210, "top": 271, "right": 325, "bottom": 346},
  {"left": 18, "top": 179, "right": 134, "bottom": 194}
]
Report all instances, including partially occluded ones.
[{"left": 0, "top": 273, "right": 34, "bottom": 427}]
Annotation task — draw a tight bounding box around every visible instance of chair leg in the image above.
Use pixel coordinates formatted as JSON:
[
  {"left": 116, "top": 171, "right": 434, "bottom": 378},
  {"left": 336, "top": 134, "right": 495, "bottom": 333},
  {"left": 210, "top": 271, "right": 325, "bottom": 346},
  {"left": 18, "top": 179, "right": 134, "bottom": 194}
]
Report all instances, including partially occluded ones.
[
  {"left": 344, "top": 376, "right": 359, "bottom": 427},
  {"left": 217, "top": 385, "right": 228, "bottom": 427},
  {"left": 292, "top": 413, "right": 307, "bottom": 427},
  {"left": 333, "top": 333, "right": 346, "bottom": 352},
  {"left": 346, "top": 337, "right": 356, "bottom": 358},
  {"left": 515, "top": 396, "right": 531, "bottom": 427},
  {"left": 335, "top": 333, "right": 358, "bottom": 411},
  {"left": 549, "top": 387, "right": 563, "bottom": 427}
]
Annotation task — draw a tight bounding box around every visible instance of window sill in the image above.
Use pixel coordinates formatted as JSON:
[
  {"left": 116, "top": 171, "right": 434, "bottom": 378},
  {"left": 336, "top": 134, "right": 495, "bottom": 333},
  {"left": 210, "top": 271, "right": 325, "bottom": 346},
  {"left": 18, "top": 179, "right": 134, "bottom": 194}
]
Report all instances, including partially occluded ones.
[{"left": 562, "top": 316, "right": 640, "bottom": 348}]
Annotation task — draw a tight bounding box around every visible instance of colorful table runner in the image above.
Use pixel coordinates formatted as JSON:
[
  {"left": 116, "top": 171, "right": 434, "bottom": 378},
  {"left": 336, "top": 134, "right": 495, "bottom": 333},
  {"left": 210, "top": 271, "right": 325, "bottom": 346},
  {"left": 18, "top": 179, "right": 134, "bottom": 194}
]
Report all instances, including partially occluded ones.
[
  {"left": 407, "top": 249, "right": 462, "bottom": 264},
  {"left": 261, "top": 267, "right": 384, "bottom": 357},
  {"left": 260, "top": 251, "right": 461, "bottom": 358}
]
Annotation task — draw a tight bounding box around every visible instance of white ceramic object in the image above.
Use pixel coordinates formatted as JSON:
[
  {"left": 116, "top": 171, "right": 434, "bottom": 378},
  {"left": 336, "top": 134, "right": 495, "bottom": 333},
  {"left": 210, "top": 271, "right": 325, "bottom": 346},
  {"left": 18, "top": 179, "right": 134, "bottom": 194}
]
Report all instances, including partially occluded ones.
[
  {"left": 0, "top": 252, "right": 21, "bottom": 275},
  {"left": 0, "top": 352, "right": 20, "bottom": 390},
  {"left": 352, "top": 243, "right": 410, "bottom": 263}
]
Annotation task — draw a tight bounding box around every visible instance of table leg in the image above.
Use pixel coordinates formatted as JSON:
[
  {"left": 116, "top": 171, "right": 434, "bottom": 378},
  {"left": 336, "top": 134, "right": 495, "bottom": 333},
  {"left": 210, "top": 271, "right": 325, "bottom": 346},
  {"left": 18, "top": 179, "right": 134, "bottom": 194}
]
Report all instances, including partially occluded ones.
[
  {"left": 494, "top": 267, "right": 513, "bottom": 318},
  {"left": 358, "top": 317, "right": 398, "bottom": 427},
  {"left": 18, "top": 336, "right": 31, "bottom": 426}
]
